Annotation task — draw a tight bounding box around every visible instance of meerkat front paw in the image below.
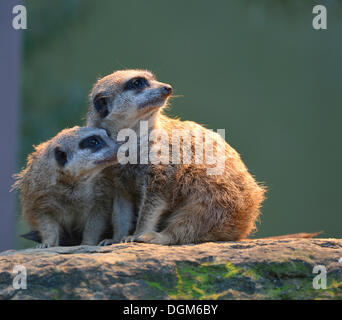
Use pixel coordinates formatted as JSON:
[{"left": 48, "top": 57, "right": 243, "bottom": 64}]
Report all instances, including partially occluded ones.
[
  {"left": 121, "top": 235, "right": 138, "bottom": 243},
  {"left": 98, "top": 239, "right": 117, "bottom": 246},
  {"left": 135, "top": 232, "right": 171, "bottom": 245},
  {"left": 36, "top": 243, "right": 51, "bottom": 249}
]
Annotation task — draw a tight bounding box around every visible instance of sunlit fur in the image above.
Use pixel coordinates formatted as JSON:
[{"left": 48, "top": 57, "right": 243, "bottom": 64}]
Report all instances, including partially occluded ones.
[
  {"left": 13, "top": 126, "right": 117, "bottom": 247},
  {"left": 87, "top": 70, "right": 267, "bottom": 245}
]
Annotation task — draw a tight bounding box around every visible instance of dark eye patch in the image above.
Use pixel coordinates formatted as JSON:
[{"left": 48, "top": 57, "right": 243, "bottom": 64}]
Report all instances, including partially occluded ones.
[
  {"left": 124, "top": 77, "right": 149, "bottom": 90},
  {"left": 54, "top": 147, "right": 68, "bottom": 167},
  {"left": 79, "top": 135, "right": 106, "bottom": 152},
  {"left": 93, "top": 95, "right": 109, "bottom": 118}
]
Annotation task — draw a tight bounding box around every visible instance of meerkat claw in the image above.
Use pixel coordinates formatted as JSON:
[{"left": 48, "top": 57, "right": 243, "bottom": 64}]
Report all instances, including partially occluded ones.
[
  {"left": 98, "top": 239, "right": 116, "bottom": 246},
  {"left": 135, "top": 232, "right": 170, "bottom": 245},
  {"left": 36, "top": 243, "right": 51, "bottom": 249},
  {"left": 135, "top": 232, "right": 157, "bottom": 243},
  {"left": 121, "top": 235, "right": 136, "bottom": 243}
]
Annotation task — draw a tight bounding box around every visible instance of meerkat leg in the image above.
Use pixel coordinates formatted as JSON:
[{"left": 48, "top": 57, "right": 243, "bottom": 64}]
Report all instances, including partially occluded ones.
[
  {"left": 81, "top": 209, "right": 108, "bottom": 246},
  {"left": 99, "top": 192, "right": 135, "bottom": 246},
  {"left": 122, "top": 193, "right": 167, "bottom": 243},
  {"left": 135, "top": 202, "right": 221, "bottom": 245},
  {"left": 36, "top": 215, "right": 59, "bottom": 248}
]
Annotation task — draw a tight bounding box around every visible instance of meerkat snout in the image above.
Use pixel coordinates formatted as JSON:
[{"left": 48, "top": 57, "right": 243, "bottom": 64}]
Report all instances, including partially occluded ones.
[
  {"left": 162, "top": 85, "right": 172, "bottom": 95},
  {"left": 137, "top": 81, "right": 172, "bottom": 110}
]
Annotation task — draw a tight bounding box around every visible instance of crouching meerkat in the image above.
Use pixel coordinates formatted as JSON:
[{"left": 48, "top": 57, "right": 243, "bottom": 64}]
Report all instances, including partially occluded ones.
[
  {"left": 87, "top": 69, "right": 266, "bottom": 245},
  {"left": 13, "top": 126, "right": 119, "bottom": 248}
]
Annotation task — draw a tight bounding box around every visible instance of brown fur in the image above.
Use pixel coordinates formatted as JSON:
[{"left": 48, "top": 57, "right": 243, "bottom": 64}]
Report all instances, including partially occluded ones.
[
  {"left": 13, "top": 126, "right": 118, "bottom": 248},
  {"left": 86, "top": 70, "right": 266, "bottom": 245}
]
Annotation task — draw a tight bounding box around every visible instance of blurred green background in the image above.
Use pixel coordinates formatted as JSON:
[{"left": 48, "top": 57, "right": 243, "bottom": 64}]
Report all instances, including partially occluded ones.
[{"left": 17, "top": 0, "right": 342, "bottom": 248}]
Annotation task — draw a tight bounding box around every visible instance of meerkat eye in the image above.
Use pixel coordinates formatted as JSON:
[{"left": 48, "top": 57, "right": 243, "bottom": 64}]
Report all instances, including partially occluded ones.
[
  {"left": 89, "top": 138, "right": 99, "bottom": 146},
  {"left": 79, "top": 135, "right": 106, "bottom": 152},
  {"left": 125, "top": 77, "right": 149, "bottom": 90},
  {"left": 93, "top": 96, "right": 109, "bottom": 118},
  {"left": 54, "top": 147, "right": 68, "bottom": 167}
]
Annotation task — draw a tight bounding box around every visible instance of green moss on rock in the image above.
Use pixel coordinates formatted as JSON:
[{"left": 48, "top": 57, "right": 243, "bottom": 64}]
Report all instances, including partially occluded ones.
[{"left": 145, "top": 260, "right": 342, "bottom": 300}]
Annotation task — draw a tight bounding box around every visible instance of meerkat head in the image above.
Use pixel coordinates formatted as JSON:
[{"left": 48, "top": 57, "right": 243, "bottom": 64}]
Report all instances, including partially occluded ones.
[
  {"left": 12, "top": 126, "right": 119, "bottom": 193},
  {"left": 87, "top": 69, "right": 172, "bottom": 134},
  {"left": 51, "top": 126, "right": 118, "bottom": 180}
]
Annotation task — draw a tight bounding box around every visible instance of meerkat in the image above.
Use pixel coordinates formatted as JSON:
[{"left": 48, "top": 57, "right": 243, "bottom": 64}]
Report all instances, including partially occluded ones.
[
  {"left": 86, "top": 69, "right": 267, "bottom": 245},
  {"left": 13, "top": 126, "right": 119, "bottom": 248}
]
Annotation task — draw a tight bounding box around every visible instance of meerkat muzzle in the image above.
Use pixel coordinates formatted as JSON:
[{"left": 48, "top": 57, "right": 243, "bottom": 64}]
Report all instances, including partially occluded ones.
[
  {"left": 161, "top": 85, "right": 172, "bottom": 96},
  {"left": 94, "top": 150, "right": 118, "bottom": 166},
  {"left": 139, "top": 86, "right": 172, "bottom": 110}
]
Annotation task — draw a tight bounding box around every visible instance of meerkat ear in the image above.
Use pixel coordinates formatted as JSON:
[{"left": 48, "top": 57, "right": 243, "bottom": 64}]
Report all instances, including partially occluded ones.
[
  {"left": 93, "top": 95, "right": 109, "bottom": 118},
  {"left": 54, "top": 147, "right": 68, "bottom": 167}
]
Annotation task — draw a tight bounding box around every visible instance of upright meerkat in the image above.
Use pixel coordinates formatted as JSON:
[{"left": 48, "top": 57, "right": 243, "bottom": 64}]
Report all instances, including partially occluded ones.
[
  {"left": 13, "top": 126, "right": 118, "bottom": 248},
  {"left": 87, "top": 70, "right": 266, "bottom": 245}
]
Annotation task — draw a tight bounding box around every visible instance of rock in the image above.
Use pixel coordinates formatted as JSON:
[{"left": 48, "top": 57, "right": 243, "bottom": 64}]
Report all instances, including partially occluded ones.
[{"left": 0, "top": 239, "right": 341, "bottom": 300}]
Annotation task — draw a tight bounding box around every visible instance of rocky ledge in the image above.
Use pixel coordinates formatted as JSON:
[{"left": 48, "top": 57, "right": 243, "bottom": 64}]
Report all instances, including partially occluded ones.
[{"left": 0, "top": 239, "right": 341, "bottom": 300}]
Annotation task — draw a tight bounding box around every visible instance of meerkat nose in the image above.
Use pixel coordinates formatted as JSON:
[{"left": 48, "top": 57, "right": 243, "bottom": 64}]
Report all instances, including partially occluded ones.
[{"left": 163, "top": 85, "right": 172, "bottom": 95}]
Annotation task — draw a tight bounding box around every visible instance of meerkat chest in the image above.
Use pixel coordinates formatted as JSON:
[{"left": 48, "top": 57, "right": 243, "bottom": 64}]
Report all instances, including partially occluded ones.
[
  {"left": 59, "top": 199, "right": 91, "bottom": 233},
  {"left": 112, "top": 164, "right": 145, "bottom": 194},
  {"left": 54, "top": 183, "right": 95, "bottom": 226}
]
